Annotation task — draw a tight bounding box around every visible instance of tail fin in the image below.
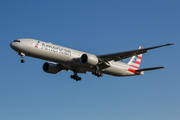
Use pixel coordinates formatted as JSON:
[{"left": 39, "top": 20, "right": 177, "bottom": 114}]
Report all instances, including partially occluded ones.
[{"left": 128, "top": 46, "right": 144, "bottom": 70}]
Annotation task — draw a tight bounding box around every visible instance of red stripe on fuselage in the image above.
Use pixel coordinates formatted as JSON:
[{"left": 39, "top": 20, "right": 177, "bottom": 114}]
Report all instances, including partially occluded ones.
[{"left": 128, "top": 68, "right": 136, "bottom": 73}]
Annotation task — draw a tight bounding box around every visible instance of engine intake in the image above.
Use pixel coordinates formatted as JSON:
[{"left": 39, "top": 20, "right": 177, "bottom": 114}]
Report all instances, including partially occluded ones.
[
  {"left": 43, "top": 62, "right": 61, "bottom": 74},
  {"left": 80, "top": 54, "right": 99, "bottom": 66}
]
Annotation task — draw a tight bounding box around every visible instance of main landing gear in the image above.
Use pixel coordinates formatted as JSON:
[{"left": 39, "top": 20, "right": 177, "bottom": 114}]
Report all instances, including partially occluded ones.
[
  {"left": 70, "top": 73, "right": 82, "bottom": 81},
  {"left": 18, "top": 52, "right": 26, "bottom": 63},
  {"left": 92, "top": 70, "right": 103, "bottom": 77},
  {"left": 92, "top": 66, "right": 103, "bottom": 77}
]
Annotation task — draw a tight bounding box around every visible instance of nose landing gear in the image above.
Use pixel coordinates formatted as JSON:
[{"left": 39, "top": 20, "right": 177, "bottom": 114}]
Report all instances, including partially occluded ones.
[
  {"left": 21, "top": 59, "right": 26, "bottom": 63},
  {"left": 18, "top": 52, "right": 26, "bottom": 63}
]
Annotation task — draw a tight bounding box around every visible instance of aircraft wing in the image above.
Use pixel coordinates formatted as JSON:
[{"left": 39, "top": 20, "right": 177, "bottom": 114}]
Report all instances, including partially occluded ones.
[{"left": 97, "top": 43, "right": 174, "bottom": 62}]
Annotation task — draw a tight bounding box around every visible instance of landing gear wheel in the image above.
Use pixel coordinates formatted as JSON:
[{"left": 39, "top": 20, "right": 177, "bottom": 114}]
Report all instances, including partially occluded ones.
[
  {"left": 70, "top": 74, "right": 82, "bottom": 81},
  {"left": 100, "top": 73, "right": 103, "bottom": 77},
  {"left": 95, "top": 70, "right": 99, "bottom": 75},
  {"left": 77, "top": 77, "right": 81, "bottom": 81},
  {"left": 92, "top": 70, "right": 103, "bottom": 77},
  {"left": 98, "top": 71, "right": 101, "bottom": 77},
  {"left": 21, "top": 59, "right": 25, "bottom": 63}
]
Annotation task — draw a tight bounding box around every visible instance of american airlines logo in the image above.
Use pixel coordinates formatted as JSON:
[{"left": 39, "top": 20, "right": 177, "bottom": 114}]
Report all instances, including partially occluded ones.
[{"left": 35, "top": 41, "right": 40, "bottom": 48}]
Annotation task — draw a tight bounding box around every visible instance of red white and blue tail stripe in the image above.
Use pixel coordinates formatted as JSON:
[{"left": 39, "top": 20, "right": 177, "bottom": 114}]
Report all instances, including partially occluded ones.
[{"left": 127, "top": 46, "right": 144, "bottom": 74}]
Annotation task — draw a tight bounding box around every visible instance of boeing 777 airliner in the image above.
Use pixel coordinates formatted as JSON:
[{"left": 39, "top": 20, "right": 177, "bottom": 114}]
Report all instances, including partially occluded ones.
[{"left": 10, "top": 38, "right": 174, "bottom": 81}]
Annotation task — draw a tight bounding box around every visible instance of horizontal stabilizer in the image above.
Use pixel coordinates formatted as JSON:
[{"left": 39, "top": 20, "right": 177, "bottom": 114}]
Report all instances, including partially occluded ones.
[{"left": 136, "top": 66, "right": 165, "bottom": 72}]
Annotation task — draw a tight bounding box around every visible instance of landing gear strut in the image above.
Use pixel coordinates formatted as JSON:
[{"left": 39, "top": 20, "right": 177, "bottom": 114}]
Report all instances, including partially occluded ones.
[
  {"left": 19, "top": 52, "right": 25, "bottom": 63},
  {"left": 70, "top": 72, "right": 82, "bottom": 81}
]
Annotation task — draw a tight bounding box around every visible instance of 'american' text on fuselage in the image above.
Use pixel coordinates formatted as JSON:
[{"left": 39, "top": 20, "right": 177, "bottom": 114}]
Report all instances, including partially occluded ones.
[{"left": 41, "top": 43, "right": 71, "bottom": 56}]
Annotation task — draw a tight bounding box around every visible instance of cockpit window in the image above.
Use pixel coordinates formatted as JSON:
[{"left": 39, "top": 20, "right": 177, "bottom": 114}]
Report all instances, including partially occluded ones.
[{"left": 13, "top": 40, "right": 20, "bottom": 42}]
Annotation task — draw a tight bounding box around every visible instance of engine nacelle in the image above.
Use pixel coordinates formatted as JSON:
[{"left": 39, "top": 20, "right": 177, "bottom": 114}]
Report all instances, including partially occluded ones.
[
  {"left": 80, "top": 54, "right": 99, "bottom": 66},
  {"left": 43, "top": 62, "right": 61, "bottom": 74}
]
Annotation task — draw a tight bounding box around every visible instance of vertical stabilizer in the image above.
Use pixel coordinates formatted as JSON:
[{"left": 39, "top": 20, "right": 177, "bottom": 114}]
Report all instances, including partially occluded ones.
[{"left": 128, "top": 46, "right": 144, "bottom": 70}]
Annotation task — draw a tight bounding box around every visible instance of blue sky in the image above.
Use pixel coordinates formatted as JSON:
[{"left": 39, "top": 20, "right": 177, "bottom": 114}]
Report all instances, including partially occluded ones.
[{"left": 0, "top": 0, "right": 179, "bottom": 120}]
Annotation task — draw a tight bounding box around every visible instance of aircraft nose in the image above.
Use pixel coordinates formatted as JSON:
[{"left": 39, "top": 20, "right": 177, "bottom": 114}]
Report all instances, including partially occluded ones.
[
  {"left": 10, "top": 42, "right": 14, "bottom": 48},
  {"left": 10, "top": 40, "right": 21, "bottom": 51}
]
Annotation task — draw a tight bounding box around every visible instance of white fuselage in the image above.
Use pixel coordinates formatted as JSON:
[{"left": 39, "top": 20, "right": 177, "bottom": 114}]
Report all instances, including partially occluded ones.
[{"left": 10, "top": 38, "right": 137, "bottom": 76}]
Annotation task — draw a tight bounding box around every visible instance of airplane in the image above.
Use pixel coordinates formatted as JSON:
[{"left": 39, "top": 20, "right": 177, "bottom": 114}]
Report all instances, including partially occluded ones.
[{"left": 10, "top": 38, "right": 174, "bottom": 81}]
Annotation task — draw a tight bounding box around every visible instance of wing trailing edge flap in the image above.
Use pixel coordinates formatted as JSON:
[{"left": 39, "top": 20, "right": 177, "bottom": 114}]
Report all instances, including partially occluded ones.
[
  {"left": 136, "top": 66, "right": 165, "bottom": 72},
  {"left": 98, "top": 60, "right": 111, "bottom": 69}
]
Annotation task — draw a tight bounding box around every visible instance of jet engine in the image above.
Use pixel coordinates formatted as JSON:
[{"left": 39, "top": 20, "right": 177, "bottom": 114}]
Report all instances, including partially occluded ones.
[
  {"left": 43, "top": 62, "right": 61, "bottom": 74},
  {"left": 80, "top": 54, "right": 99, "bottom": 66}
]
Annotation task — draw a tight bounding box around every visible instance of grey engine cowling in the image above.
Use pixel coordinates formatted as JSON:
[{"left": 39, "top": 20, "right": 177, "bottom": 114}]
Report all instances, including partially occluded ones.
[
  {"left": 43, "top": 62, "right": 61, "bottom": 74},
  {"left": 80, "top": 54, "right": 99, "bottom": 66}
]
